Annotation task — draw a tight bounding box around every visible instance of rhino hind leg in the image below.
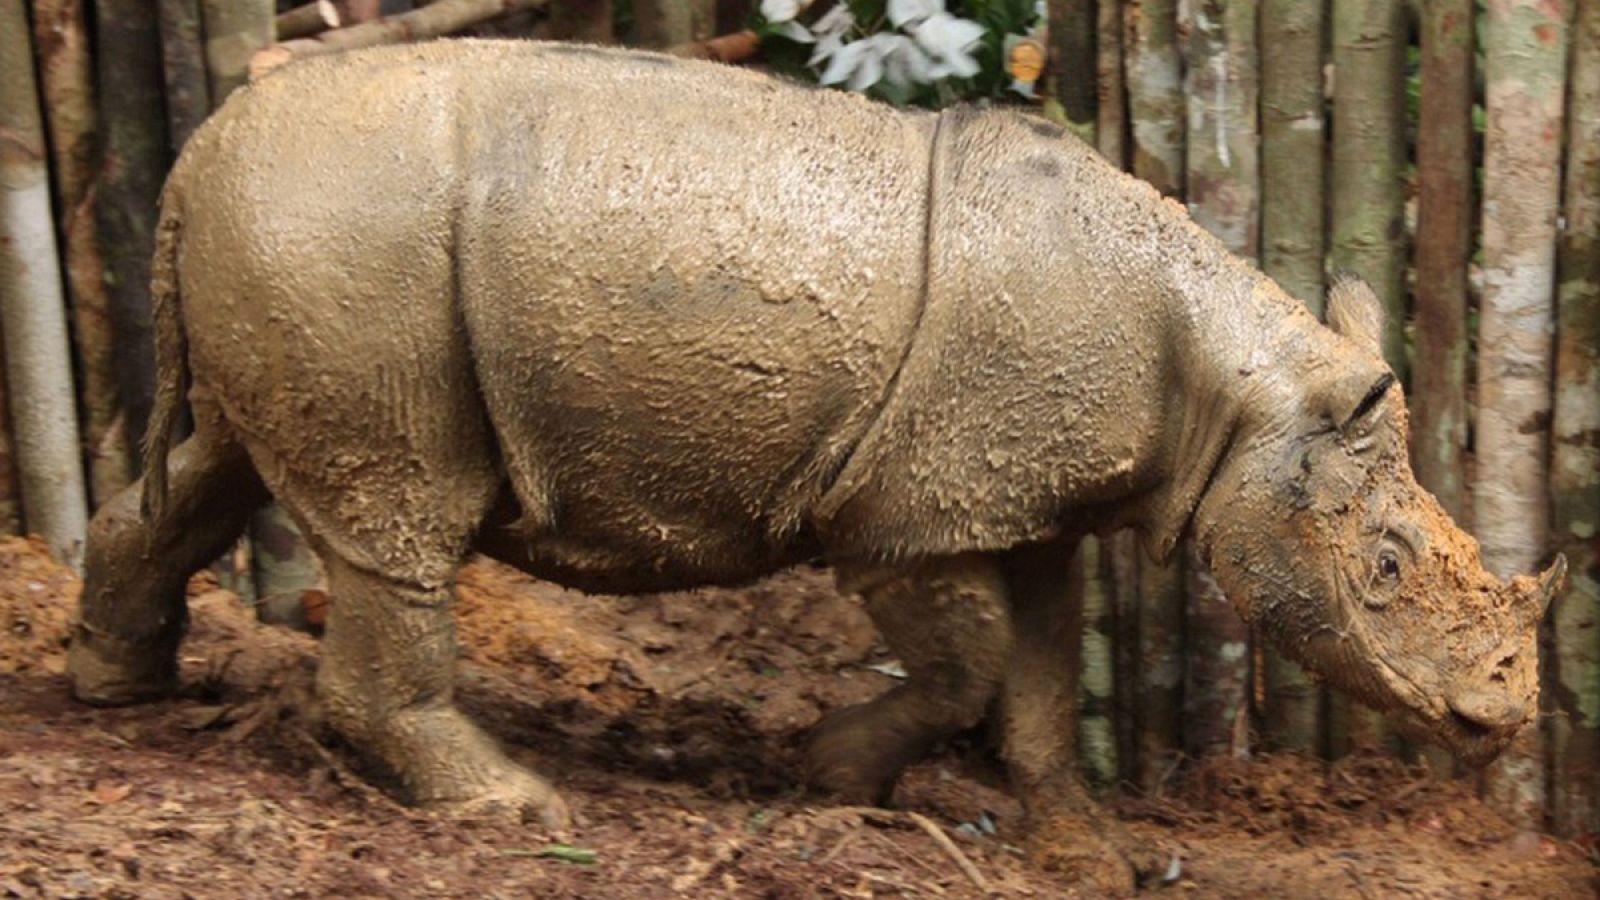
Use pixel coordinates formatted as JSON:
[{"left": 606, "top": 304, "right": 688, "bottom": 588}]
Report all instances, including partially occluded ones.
[
  {"left": 807, "top": 554, "right": 1012, "bottom": 804},
  {"left": 69, "top": 420, "right": 269, "bottom": 705},
  {"left": 1001, "top": 540, "right": 1152, "bottom": 894},
  {"left": 314, "top": 553, "right": 569, "bottom": 827}
]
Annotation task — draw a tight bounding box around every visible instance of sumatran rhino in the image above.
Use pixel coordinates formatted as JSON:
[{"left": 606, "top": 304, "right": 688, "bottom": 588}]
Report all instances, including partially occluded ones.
[{"left": 68, "top": 41, "right": 1563, "bottom": 890}]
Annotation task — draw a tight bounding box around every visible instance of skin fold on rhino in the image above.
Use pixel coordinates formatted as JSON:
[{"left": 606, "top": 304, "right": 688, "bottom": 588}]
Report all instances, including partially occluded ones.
[{"left": 65, "top": 41, "right": 1563, "bottom": 892}]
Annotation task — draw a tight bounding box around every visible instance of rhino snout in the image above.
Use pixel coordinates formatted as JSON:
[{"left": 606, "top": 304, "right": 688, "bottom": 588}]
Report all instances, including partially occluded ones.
[{"left": 1444, "top": 685, "right": 1528, "bottom": 733}]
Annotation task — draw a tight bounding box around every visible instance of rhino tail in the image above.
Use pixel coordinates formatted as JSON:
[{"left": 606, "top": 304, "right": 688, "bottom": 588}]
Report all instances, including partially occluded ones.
[{"left": 139, "top": 188, "right": 189, "bottom": 526}]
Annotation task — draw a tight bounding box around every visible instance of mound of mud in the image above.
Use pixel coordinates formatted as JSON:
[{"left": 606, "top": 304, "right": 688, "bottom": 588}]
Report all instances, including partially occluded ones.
[{"left": 1, "top": 537, "right": 1594, "bottom": 898}]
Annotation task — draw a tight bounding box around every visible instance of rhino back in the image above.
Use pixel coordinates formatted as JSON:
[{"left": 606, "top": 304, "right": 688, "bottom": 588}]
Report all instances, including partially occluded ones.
[{"left": 175, "top": 42, "right": 935, "bottom": 589}]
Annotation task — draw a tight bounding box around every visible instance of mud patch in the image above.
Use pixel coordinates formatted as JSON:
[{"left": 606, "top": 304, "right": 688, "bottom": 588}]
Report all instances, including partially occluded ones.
[{"left": 0, "top": 537, "right": 1594, "bottom": 897}]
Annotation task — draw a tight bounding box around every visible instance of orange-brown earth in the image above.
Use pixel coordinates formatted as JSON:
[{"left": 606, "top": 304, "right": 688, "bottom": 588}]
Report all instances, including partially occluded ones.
[{"left": 1, "top": 537, "right": 1594, "bottom": 898}]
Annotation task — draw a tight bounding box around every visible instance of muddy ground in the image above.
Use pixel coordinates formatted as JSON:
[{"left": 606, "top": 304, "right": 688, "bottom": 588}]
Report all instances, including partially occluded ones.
[{"left": 1, "top": 537, "right": 1594, "bottom": 898}]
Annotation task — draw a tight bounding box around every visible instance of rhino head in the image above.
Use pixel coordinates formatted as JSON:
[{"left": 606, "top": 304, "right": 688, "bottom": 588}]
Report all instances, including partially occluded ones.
[{"left": 1190, "top": 277, "right": 1564, "bottom": 766}]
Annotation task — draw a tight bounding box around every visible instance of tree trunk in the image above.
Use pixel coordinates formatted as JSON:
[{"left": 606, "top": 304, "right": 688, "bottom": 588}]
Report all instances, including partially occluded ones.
[
  {"left": 1122, "top": 0, "right": 1183, "bottom": 195},
  {"left": 1329, "top": 0, "right": 1407, "bottom": 380},
  {"left": 32, "top": 0, "right": 132, "bottom": 508},
  {"left": 1181, "top": 0, "right": 1256, "bottom": 759},
  {"left": 1077, "top": 536, "right": 1119, "bottom": 786},
  {"left": 159, "top": 0, "right": 211, "bottom": 151},
  {"left": 1095, "top": 0, "right": 1127, "bottom": 167},
  {"left": 1549, "top": 0, "right": 1599, "bottom": 840},
  {"left": 1257, "top": 0, "right": 1325, "bottom": 755},
  {"left": 1049, "top": 0, "right": 1097, "bottom": 141},
  {"left": 633, "top": 0, "right": 714, "bottom": 47},
  {"left": 202, "top": 0, "right": 275, "bottom": 101},
  {"left": 1411, "top": 0, "right": 1473, "bottom": 525},
  {"left": 1136, "top": 551, "right": 1184, "bottom": 789},
  {"left": 1476, "top": 0, "right": 1568, "bottom": 830},
  {"left": 94, "top": 0, "right": 171, "bottom": 460},
  {"left": 0, "top": 0, "right": 91, "bottom": 569}
]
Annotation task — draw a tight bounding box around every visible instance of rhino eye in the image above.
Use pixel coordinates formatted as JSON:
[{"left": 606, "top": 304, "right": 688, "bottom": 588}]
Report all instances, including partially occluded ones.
[{"left": 1377, "top": 549, "right": 1402, "bottom": 582}]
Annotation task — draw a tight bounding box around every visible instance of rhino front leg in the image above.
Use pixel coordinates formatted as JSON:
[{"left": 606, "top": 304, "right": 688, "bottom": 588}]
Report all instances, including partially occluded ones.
[
  {"left": 316, "top": 556, "right": 569, "bottom": 827},
  {"left": 808, "top": 554, "right": 1012, "bottom": 804},
  {"left": 1002, "top": 539, "right": 1149, "bottom": 893}
]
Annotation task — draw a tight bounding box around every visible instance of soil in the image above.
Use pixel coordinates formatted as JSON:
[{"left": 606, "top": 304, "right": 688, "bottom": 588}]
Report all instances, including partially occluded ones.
[{"left": 1, "top": 536, "right": 1594, "bottom": 898}]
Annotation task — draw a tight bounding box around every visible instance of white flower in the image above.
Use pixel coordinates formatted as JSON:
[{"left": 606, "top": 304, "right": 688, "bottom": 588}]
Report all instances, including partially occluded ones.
[
  {"left": 760, "top": 0, "right": 801, "bottom": 23},
  {"left": 878, "top": 34, "right": 937, "bottom": 88},
  {"left": 887, "top": 0, "right": 942, "bottom": 28},
  {"left": 911, "top": 12, "right": 985, "bottom": 79},
  {"left": 807, "top": 6, "right": 856, "bottom": 65},
  {"left": 775, "top": 19, "right": 816, "bottom": 42},
  {"left": 813, "top": 4, "right": 855, "bottom": 36}
]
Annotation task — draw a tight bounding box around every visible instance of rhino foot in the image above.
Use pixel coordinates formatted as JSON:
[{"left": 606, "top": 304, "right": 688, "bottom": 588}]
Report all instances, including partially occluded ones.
[
  {"left": 426, "top": 764, "right": 571, "bottom": 830},
  {"left": 1025, "top": 807, "right": 1147, "bottom": 896},
  {"left": 67, "top": 626, "right": 181, "bottom": 707},
  {"left": 805, "top": 687, "right": 941, "bottom": 805}
]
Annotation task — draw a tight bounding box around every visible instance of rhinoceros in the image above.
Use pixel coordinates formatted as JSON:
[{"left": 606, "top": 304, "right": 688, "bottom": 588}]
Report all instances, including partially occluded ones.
[{"left": 67, "top": 40, "right": 1563, "bottom": 890}]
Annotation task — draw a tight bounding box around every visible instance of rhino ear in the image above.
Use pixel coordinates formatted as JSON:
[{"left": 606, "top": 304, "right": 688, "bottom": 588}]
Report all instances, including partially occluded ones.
[{"left": 1326, "top": 274, "right": 1384, "bottom": 356}]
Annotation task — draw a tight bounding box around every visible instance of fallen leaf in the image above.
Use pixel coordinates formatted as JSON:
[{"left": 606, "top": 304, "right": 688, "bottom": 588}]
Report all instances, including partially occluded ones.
[{"left": 91, "top": 783, "right": 132, "bottom": 805}]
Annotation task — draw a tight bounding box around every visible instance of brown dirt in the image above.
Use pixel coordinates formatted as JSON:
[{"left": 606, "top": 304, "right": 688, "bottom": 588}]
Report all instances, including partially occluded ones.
[{"left": 1, "top": 536, "right": 1594, "bottom": 898}]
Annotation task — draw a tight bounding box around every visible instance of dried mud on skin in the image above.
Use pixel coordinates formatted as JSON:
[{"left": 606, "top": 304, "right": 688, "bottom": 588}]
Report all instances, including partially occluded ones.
[{"left": 0, "top": 538, "right": 1594, "bottom": 898}]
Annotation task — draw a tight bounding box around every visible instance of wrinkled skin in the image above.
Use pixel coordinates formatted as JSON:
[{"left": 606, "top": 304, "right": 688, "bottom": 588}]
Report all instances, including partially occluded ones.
[{"left": 66, "top": 42, "right": 1560, "bottom": 894}]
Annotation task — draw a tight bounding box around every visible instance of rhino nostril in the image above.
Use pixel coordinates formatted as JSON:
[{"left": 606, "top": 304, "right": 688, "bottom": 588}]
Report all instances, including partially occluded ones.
[
  {"left": 1448, "top": 709, "right": 1494, "bottom": 740},
  {"left": 1447, "top": 688, "right": 1527, "bottom": 731}
]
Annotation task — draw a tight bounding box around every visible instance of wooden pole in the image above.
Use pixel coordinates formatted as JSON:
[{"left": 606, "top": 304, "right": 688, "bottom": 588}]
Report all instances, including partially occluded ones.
[
  {"left": 1476, "top": 0, "right": 1568, "bottom": 830},
  {"left": 1411, "top": 0, "right": 1473, "bottom": 525},
  {"left": 278, "top": 0, "right": 341, "bottom": 40},
  {"left": 1048, "top": 0, "right": 1098, "bottom": 141},
  {"left": 252, "top": 0, "right": 551, "bottom": 79},
  {"left": 1181, "top": 0, "right": 1258, "bottom": 760},
  {"left": 1122, "top": 0, "right": 1184, "bottom": 196},
  {"left": 1327, "top": 0, "right": 1405, "bottom": 757},
  {"left": 1548, "top": 0, "right": 1597, "bottom": 839},
  {"left": 31, "top": 0, "right": 132, "bottom": 508},
  {"left": 1136, "top": 551, "right": 1184, "bottom": 789},
  {"left": 159, "top": 0, "right": 212, "bottom": 151},
  {"left": 1077, "top": 537, "right": 1119, "bottom": 785},
  {"left": 0, "top": 0, "right": 90, "bottom": 569},
  {"left": 1258, "top": 0, "right": 1326, "bottom": 755},
  {"left": 1094, "top": 0, "right": 1127, "bottom": 167},
  {"left": 1329, "top": 0, "right": 1407, "bottom": 380},
  {"left": 202, "top": 0, "right": 275, "bottom": 101},
  {"left": 94, "top": 0, "right": 171, "bottom": 461},
  {"left": 634, "top": 0, "right": 714, "bottom": 47}
]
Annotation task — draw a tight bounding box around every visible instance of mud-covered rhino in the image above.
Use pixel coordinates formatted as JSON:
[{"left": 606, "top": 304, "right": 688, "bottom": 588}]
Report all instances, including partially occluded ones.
[{"left": 68, "top": 41, "right": 1563, "bottom": 890}]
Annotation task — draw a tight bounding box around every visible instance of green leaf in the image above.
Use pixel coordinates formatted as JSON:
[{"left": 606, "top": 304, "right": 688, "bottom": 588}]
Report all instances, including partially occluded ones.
[{"left": 505, "top": 844, "right": 599, "bottom": 865}]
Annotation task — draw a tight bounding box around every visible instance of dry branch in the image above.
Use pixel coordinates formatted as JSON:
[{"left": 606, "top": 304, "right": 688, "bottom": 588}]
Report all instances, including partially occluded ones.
[
  {"left": 667, "top": 28, "right": 758, "bottom": 62},
  {"left": 277, "top": 0, "right": 340, "bottom": 40},
  {"left": 251, "top": 0, "right": 550, "bottom": 79}
]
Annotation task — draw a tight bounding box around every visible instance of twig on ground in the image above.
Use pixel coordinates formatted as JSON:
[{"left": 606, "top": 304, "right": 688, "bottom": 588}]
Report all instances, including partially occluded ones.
[{"left": 906, "top": 811, "right": 991, "bottom": 894}]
